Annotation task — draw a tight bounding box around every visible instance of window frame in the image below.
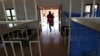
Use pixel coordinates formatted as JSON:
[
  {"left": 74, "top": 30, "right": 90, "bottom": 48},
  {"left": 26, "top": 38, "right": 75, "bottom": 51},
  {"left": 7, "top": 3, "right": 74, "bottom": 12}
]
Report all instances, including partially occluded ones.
[
  {"left": 85, "top": 4, "right": 99, "bottom": 17},
  {"left": 6, "top": 8, "right": 16, "bottom": 21},
  {"left": 85, "top": 4, "right": 99, "bottom": 13}
]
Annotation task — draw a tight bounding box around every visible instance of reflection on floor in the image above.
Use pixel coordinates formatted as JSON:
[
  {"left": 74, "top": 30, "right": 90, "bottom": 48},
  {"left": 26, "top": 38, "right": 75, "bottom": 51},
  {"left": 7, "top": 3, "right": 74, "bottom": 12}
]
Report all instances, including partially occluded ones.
[
  {"left": 40, "top": 31, "right": 68, "bottom": 56},
  {"left": 0, "top": 33, "right": 68, "bottom": 56},
  {"left": 41, "top": 18, "right": 68, "bottom": 56}
]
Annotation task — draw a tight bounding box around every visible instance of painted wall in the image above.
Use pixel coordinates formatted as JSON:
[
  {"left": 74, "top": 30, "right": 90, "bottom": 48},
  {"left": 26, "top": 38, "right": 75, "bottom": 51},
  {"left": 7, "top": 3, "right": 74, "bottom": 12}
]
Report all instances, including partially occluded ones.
[
  {"left": 72, "top": 0, "right": 100, "bottom": 13},
  {"left": 13, "top": 0, "right": 36, "bottom": 20},
  {"left": 0, "top": 0, "right": 100, "bottom": 27},
  {"left": 0, "top": 0, "right": 100, "bottom": 20},
  {"left": 0, "top": 0, "right": 36, "bottom": 29},
  {"left": 0, "top": 2, "right": 5, "bottom": 21},
  {"left": 0, "top": 0, "right": 36, "bottom": 20},
  {"left": 70, "top": 21, "right": 100, "bottom": 56}
]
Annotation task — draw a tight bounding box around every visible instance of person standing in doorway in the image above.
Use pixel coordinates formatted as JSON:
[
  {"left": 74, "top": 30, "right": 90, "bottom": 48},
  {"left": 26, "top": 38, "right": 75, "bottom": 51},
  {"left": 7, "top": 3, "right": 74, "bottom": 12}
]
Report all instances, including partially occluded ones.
[{"left": 47, "top": 11, "right": 54, "bottom": 32}]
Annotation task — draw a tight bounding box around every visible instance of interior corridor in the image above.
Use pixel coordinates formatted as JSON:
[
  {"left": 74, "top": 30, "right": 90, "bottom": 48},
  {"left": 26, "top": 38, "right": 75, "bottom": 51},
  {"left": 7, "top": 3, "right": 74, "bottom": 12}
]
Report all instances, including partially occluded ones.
[
  {"left": 40, "top": 26, "right": 68, "bottom": 56},
  {"left": 40, "top": 11, "right": 68, "bottom": 56}
]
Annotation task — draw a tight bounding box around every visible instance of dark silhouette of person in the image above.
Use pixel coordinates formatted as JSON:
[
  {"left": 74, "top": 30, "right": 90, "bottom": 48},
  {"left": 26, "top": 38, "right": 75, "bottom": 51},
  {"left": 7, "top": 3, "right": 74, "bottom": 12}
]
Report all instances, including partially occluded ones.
[{"left": 47, "top": 11, "right": 54, "bottom": 32}]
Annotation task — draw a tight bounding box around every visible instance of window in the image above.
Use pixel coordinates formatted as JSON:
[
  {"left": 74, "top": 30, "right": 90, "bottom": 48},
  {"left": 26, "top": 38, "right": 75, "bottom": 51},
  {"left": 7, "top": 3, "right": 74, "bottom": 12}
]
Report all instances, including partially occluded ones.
[
  {"left": 85, "top": 5, "right": 91, "bottom": 12},
  {"left": 85, "top": 4, "right": 98, "bottom": 17},
  {"left": 6, "top": 9, "right": 16, "bottom": 21},
  {"left": 6, "top": 9, "right": 17, "bottom": 27},
  {"left": 8, "top": 23, "right": 17, "bottom": 28}
]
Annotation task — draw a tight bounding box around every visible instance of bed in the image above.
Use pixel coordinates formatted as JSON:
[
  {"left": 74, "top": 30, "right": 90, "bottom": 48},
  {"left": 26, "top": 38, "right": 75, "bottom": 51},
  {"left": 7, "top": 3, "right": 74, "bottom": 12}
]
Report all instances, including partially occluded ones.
[{"left": 0, "top": 20, "right": 37, "bottom": 42}]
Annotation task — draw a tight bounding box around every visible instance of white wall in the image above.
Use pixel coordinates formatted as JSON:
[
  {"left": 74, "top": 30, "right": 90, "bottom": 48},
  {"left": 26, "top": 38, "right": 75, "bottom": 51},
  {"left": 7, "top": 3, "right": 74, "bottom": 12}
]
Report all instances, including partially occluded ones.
[
  {"left": 0, "top": 2, "right": 5, "bottom": 21},
  {"left": 14, "top": 0, "right": 36, "bottom": 20},
  {"left": 97, "top": 0, "right": 100, "bottom": 10},
  {"left": 0, "top": 0, "right": 36, "bottom": 29},
  {"left": 83, "top": 0, "right": 100, "bottom": 11},
  {"left": 0, "top": 0, "right": 100, "bottom": 27},
  {"left": 37, "top": 0, "right": 70, "bottom": 26},
  {"left": 37, "top": 0, "right": 69, "bottom": 12},
  {"left": 15, "top": 0, "right": 25, "bottom": 20},
  {"left": 0, "top": 0, "right": 99, "bottom": 21},
  {"left": 0, "top": 0, "right": 36, "bottom": 20},
  {"left": 41, "top": 0, "right": 99, "bottom": 13},
  {"left": 71, "top": 0, "right": 99, "bottom": 13}
]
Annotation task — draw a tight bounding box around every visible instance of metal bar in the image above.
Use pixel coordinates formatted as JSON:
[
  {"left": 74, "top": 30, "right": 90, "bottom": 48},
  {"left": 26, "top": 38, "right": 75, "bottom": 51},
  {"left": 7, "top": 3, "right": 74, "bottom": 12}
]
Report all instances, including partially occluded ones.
[
  {"left": 29, "top": 42, "right": 33, "bottom": 56},
  {"left": 34, "top": 0, "right": 38, "bottom": 20},
  {"left": 68, "top": 17, "right": 100, "bottom": 19},
  {"left": 29, "top": 41, "right": 41, "bottom": 56},
  {"left": 3, "top": 41, "right": 21, "bottom": 43},
  {"left": 38, "top": 41, "right": 42, "bottom": 56},
  {"left": 20, "top": 42, "right": 24, "bottom": 56},
  {"left": 17, "top": 30, "right": 19, "bottom": 39},
  {"left": 64, "top": 28, "right": 67, "bottom": 46},
  {"left": 17, "top": 29, "right": 27, "bottom": 39},
  {"left": 17, "top": 29, "right": 27, "bottom": 30},
  {"left": 25, "top": 29, "right": 29, "bottom": 40},
  {"left": 53, "top": 24, "right": 55, "bottom": 35},
  {"left": 1, "top": 36, "right": 8, "bottom": 56},
  {"left": 0, "top": 20, "right": 36, "bottom": 23},
  {"left": 30, "top": 41, "right": 39, "bottom": 43},
  {"left": 12, "top": 0, "right": 17, "bottom": 21},
  {"left": 11, "top": 42, "right": 16, "bottom": 56},
  {"left": 23, "top": 0, "right": 28, "bottom": 20},
  {"left": 92, "top": 0, "right": 95, "bottom": 17},
  {"left": 68, "top": 2, "right": 72, "bottom": 55},
  {"left": 21, "top": 30, "right": 24, "bottom": 38},
  {"left": 2, "top": 0, "right": 8, "bottom": 21},
  {"left": 69, "top": 0, "right": 72, "bottom": 18},
  {"left": 68, "top": 18, "right": 71, "bottom": 56},
  {"left": 8, "top": 33, "right": 11, "bottom": 40},
  {"left": 3, "top": 41, "right": 11, "bottom": 43},
  {"left": 12, "top": 31, "right": 15, "bottom": 38},
  {"left": 81, "top": 0, "right": 84, "bottom": 17},
  {"left": 34, "top": 0, "right": 42, "bottom": 56},
  {"left": 9, "top": 38, "right": 27, "bottom": 40},
  {"left": 3, "top": 41, "right": 24, "bottom": 56}
]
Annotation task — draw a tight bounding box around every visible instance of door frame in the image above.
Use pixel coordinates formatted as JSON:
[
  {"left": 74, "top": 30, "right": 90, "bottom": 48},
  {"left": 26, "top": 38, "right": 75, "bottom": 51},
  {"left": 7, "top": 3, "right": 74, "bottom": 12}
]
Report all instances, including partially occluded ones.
[{"left": 37, "top": 5, "right": 62, "bottom": 32}]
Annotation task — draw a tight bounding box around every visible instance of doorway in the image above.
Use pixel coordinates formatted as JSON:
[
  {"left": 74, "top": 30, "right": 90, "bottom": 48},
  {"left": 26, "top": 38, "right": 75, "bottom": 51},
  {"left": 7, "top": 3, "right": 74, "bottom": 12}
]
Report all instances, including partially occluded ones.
[
  {"left": 39, "top": 7, "right": 60, "bottom": 33},
  {"left": 38, "top": 6, "right": 68, "bottom": 56}
]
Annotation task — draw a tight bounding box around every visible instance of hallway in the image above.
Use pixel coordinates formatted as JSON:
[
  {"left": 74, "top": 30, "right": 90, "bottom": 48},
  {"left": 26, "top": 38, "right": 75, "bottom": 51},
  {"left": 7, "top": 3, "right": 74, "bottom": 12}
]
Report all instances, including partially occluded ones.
[
  {"left": 40, "top": 16, "right": 68, "bottom": 56},
  {"left": 0, "top": 11, "right": 68, "bottom": 56},
  {"left": 40, "top": 31, "right": 68, "bottom": 56}
]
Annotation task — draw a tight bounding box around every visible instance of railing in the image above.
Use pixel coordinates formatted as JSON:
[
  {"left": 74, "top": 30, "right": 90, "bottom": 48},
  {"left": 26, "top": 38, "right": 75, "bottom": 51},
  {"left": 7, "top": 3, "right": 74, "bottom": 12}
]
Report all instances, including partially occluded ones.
[
  {"left": 0, "top": 28, "right": 41, "bottom": 56},
  {"left": 0, "top": 0, "right": 41, "bottom": 56},
  {"left": 8, "top": 29, "right": 28, "bottom": 40}
]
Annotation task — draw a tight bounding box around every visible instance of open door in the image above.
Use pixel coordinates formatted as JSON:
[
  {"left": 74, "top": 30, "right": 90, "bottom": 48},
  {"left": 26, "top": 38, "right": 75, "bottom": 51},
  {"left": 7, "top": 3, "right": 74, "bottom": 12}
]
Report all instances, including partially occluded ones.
[{"left": 38, "top": 5, "right": 61, "bottom": 33}]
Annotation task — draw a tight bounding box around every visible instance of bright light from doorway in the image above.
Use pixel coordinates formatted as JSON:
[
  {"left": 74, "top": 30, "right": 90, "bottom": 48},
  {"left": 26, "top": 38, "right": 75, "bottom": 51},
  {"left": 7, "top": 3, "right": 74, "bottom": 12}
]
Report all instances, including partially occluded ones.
[{"left": 40, "top": 9, "right": 59, "bottom": 32}]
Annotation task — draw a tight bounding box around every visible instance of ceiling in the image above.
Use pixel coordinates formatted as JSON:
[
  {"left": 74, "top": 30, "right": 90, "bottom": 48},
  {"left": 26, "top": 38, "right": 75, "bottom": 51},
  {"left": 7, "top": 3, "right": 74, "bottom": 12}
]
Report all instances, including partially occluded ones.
[{"left": 38, "top": 5, "right": 61, "bottom": 10}]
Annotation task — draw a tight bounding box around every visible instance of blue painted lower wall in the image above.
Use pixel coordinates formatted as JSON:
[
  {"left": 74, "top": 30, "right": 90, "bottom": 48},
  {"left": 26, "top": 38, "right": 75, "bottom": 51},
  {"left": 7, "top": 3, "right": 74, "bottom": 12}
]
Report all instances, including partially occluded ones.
[{"left": 70, "top": 21, "right": 100, "bottom": 56}]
